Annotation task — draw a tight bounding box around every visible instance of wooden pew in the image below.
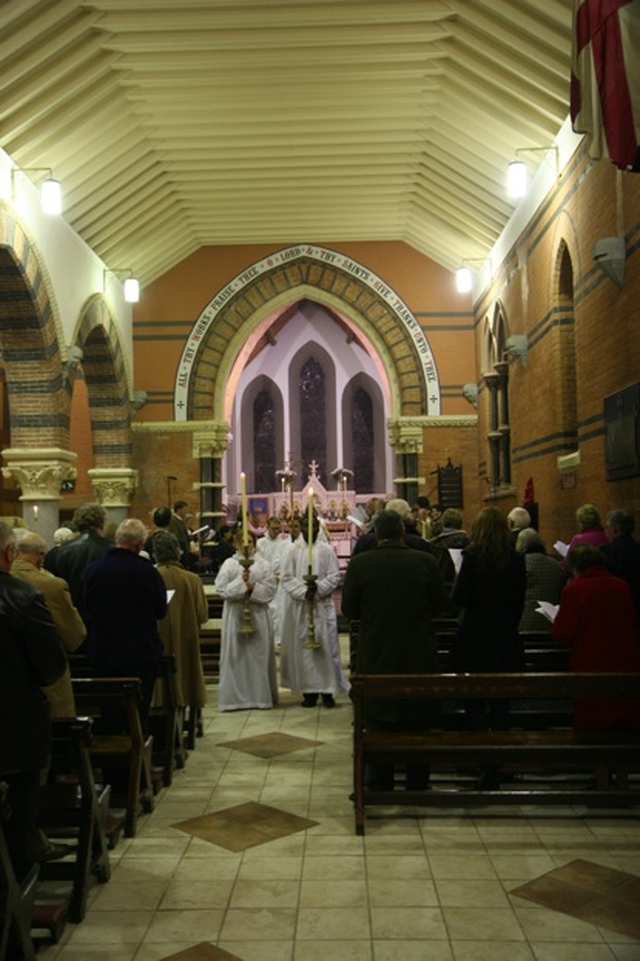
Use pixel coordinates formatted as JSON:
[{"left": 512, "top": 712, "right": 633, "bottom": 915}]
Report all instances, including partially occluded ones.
[
  {"left": 0, "top": 783, "right": 38, "bottom": 961},
  {"left": 149, "top": 655, "right": 186, "bottom": 787},
  {"left": 71, "top": 679, "right": 154, "bottom": 838},
  {"left": 200, "top": 587, "right": 223, "bottom": 679},
  {"left": 350, "top": 671, "right": 640, "bottom": 835},
  {"left": 36, "top": 718, "right": 111, "bottom": 926}
]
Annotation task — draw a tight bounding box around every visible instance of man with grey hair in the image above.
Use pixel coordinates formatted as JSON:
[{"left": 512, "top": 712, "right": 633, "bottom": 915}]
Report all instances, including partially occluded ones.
[
  {"left": 352, "top": 497, "right": 434, "bottom": 556},
  {"left": 45, "top": 502, "right": 111, "bottom": 625},
  {"left": 0, "top": 521, "right": 66, "bottom": 882},
  {"left": 12, "top": 532, "right": 86, "bottom": 717},
  {"left": 507, "top": 506, "right": 531, "bottom": 538},
  {"left": 84, "top": 518, "right": 167, "bottom": 730}
]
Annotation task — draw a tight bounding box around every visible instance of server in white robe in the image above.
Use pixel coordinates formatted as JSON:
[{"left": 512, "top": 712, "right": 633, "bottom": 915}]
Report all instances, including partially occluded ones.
[
  {"left": 256, "top": 517, "right": 290, "bottom": 647},
  {"left": 215, "top": 535, "right": 278, "bottom": 711},
  {"left": 280, "top": 515, "right": 348, "bottom": 707}
]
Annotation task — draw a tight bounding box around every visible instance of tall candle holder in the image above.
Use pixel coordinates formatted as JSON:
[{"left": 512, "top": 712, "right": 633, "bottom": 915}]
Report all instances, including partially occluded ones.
[
  {"left": 238, "top": 547, "right": 255, "bottom": 635},
  {"left": 302, "top": 567, "right": 320, "bottom": 650}
]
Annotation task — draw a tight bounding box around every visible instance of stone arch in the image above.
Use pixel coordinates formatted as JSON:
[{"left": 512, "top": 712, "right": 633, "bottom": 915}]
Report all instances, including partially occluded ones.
[
  {"left": 75, "top": 295, "right": 133, "bottom": 468},
  {"left": 175, "top": 246, "right": 440, "bottom": 423},
  {"left": 0, "top": 205, "right": 68, "bottom": 448}
]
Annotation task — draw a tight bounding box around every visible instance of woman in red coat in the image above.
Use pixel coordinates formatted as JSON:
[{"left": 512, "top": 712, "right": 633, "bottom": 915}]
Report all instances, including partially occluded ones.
[{"left": 552, "top": 543, "right": 640, "bottom": 730}]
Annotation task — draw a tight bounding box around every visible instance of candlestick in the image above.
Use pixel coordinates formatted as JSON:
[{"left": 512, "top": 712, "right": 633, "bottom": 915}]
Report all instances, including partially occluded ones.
[
  {"left": 240, "top": 472, "right": 249, "bottom": 547},
  {"left": 33, "top": 505, "right": 38, "bottom": 525},
  {"left": 307, "top": 488, "right": 314, "bottom": 568}
]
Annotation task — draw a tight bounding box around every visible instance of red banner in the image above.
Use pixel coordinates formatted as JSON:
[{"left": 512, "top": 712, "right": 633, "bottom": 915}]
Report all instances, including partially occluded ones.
[{"left": 571, "top": 0, "right": 640, "bottom": 170}]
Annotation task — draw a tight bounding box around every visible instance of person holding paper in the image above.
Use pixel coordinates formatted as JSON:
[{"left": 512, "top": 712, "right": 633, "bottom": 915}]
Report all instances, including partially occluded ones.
[
  {"left": 429, "top": 508, "right": 469, "bottom": 615},
  {"left": 515, "top": 528, "right": 567, "bottom": 633},
  {"left": 280, "top": 509, "right": 347, "bottom": 708},
  {"left": 551, "top": 543, "right": 640, "bottom": 731}
]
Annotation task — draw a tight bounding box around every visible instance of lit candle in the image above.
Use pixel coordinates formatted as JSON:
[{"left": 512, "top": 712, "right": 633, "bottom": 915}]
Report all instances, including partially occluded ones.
[
  {"left": 240, "top": 472, "right": 248, "bottom": 547},
  {"left": 307, "top": 488, "right": 314, "bottom": 568},
  {"left": 33, "top": 505, "right": 38, "bottom": 524}
]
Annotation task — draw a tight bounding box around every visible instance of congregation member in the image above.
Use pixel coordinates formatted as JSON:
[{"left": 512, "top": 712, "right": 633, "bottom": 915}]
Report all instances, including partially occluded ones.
[
  {"left": 143, "top": 506, "right": 173, "bottom": 562},
  {"left": 551, "top": 543, "right": 640, "bottom": 730},
  {"left": 12, "top": 532, "right": 86, "bottom": 717},
  {"left": 429, "top": 507, "right": 469, "bottom": 614},
  {"left": 341, "top": 509, "right": 446, "bottom": 790},
  {"left": 280, "top": 509, "right": 348, "bottom": 707},
  {"left": 453, "top": 507, "right": 526, "bottom": 738},
  {"left": 153, "top": 531, "right": 208, "bottom": 714},
  {"left": 567, "top": 503, "right": 609, "bottom": 551},
  {"left": 353, "top": 498, "right": 434, "bottom": 556},
  {"left": 507, "top": 506, "right": 531, "bottom": 542},
  {"left": 515, "top": 527, "right": 567, "bottom": 633},
  {"left": 169, "top": 499, "right": 192, "bottom": 566},
  {"left": 0, "top": 521, "right": 67, "bottom": 883},
  {"left": 84, "top": 518, "right": 167, "bottom": 732},
  {"left": 215, "top": 530, "right": 278, "bottom": 711},
  {"left": 45, "top": 502, "right": 111, "bottom": 625},
  {"left": 601, "top": 508, "right": 640, "bottom": 620}
]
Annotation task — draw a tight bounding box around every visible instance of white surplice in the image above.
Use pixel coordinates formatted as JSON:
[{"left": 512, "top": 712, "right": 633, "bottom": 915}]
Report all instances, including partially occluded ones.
[
  {"left": 215, "top": 552, "right": 278, "bottom": 711},
  {"left": 279, "top": 539, "right": 348, "bottom": 696}
]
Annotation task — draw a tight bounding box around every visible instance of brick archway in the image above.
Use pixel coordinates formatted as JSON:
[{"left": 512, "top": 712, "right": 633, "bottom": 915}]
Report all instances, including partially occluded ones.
[
  {"left": 0, "top": 206, "right": 68, "bottom": 449},
  {"left": 176, "top": 246, "right": 439, "bottom": 423},
  {"left": 76, "top": 295, "right": 132, "bottom": 467}
]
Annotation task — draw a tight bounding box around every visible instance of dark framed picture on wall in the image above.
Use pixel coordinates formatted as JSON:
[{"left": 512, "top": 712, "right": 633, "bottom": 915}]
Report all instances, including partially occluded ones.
[{"left": 604, "top": 382, "right": 640, "bottom": 481}]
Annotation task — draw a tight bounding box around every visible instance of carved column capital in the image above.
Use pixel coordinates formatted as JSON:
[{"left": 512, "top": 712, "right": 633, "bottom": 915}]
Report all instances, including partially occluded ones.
[
  {"left": 387, "top": 418, "right": 424, "bottom": 454},
  {"left": 88, "top": 468, "right": 138, "bottom": 507},
  {"left": 1, "top": 448, "right": 77, "bottom": 499},
  {"left": 192, "top": 422, "right": 231, "bottom": 459}
]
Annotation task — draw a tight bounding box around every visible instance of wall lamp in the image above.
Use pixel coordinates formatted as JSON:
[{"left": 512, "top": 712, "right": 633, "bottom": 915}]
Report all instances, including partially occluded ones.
[
  {"left": 507, "top": 145, "right": 559, "bottom": 199},
  {"left": 103, "top": 268, "right": 140, "bottom": 303},
  {"left": 11, "top": 166, "right": 62, "bottom": 215},
  {"left": 455, "top": 258, "right": 487, "bottom": 294}
]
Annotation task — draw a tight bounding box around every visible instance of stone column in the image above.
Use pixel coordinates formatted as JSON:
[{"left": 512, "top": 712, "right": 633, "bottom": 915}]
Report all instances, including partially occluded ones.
[
  {"left": 1, "top": 448, "right": 78, "bottom": 546},
  {"left": 483, "top": 373, "right": 501, "bottom": 488},
  {"left": 192, "top": 423, "right": 230, "bottom": 532},
  {"left": 88, "top": 467, "right": 138, "bottom": 529},
  {"left": 387, "top": 418, "right": 425, "bottom": 505}
]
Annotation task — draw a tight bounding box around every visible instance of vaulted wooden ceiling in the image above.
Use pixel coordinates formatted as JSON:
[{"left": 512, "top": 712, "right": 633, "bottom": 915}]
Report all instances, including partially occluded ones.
[{"left": 1, "top": 0, "right": 573, "bottom": 287}]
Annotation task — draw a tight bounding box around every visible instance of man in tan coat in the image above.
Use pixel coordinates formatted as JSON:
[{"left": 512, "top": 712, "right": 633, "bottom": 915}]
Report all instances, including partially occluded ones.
[
  {"left": 153, "top": 531, "right": 208, "bottom": 710},
  {"left": 12, "top": 532, "right": 86, "bottom": 716}
]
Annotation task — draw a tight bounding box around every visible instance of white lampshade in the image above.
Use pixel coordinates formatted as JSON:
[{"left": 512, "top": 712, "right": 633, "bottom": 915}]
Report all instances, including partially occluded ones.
[
  {"left": 507, "top": 160, "right": 527, "bottom": 199},
  {"left": 456, "top": 267, "right": 473, "bottom": 293},
  {"left": 41, "top": 178, "right": 62, "bottom": 215},
  {"left": 123, "top": 277, "right": 140, "bottom": 303}
]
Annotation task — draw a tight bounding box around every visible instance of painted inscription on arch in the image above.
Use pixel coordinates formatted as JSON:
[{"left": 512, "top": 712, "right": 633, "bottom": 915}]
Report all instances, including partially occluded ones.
[{"left": 174, "top": 244, "right": 440, "bottom": 420}]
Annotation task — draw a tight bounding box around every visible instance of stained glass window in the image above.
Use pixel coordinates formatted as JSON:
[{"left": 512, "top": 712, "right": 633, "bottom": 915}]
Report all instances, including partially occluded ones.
[
  {"left": 300, "top": 357, "right": 326, "bottom": 471},
  {"left": 253, "top": 389, "right": 276, "bottom": 492},
  {"left": 352, "top": 386, "right": 374, "bottom": 492}
]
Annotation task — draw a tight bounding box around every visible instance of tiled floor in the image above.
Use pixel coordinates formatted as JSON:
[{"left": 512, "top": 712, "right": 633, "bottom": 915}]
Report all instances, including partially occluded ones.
[{"left": 36, "top": 652, "right": 640, "bottom": 961}]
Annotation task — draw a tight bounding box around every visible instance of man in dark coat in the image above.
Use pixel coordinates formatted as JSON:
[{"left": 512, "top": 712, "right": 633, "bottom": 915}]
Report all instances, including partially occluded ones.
[
  {"left": 84, "top": 518, "right": 167, "bottom": 732},
  {"left": 341, "top": 509, "right": 446, "bottom": 790},
  {"left": 0, "top": 521, "right": 67, "bottom": 882},
  {"left": 352, "top": 498, "right": 435, "bottom": 556},
  {"left": 601, "top": 508, "right": 640, "bottom": 621},
  {"left": 44, "top": 502, "right": 111, "bottom": 625}
]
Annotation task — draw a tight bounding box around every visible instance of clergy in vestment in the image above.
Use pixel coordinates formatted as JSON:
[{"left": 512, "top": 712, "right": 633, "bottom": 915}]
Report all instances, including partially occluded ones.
[
  {"left": 215, "top": 532, "right": 278, "bottom": 711},
  {"left": 279, "top": 511, "right": 348, "bottom": 707}
]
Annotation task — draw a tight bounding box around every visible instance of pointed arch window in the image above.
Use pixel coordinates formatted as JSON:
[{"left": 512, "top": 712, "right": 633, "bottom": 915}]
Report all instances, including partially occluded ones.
[
  {"left": 352, "top": 386, "right": 374, "bottom": 492},
  {"left": 253, "top": 389, "right": 276, "bottom": 493},
  {"left": 300, "top": 356, "right": 326, "bottom": 470}
]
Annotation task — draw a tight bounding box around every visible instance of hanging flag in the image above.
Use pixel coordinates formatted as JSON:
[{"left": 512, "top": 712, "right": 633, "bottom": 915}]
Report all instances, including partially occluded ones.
[{"left": 571, "top": 0, "right": 640, "bottom": 171}]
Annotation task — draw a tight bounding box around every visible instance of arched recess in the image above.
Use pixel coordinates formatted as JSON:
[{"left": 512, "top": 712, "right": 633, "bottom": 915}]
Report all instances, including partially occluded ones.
[
  {"left": 74, "top": 295, "right": 133, "bottom": 468},
  {"left": 177, "top": 248, "right": 439, "bottom": 425},
  {"left": 552, "top": 239, "right": 578, "bottom": 453},
  {"left": 288, "top": 340, "right": 337, "bottom": 480},
  {"left": 0, "top": 209, "right": 68, "bottom": 449},
  {"left": 342, "top": 372, "right": 386, "bottom": 493},
  {"left": 238, "top": 374, "right": 284, "bottom": 492},
  {"left": 482, "top": 301, "right": 511, "bottom": 489}
]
